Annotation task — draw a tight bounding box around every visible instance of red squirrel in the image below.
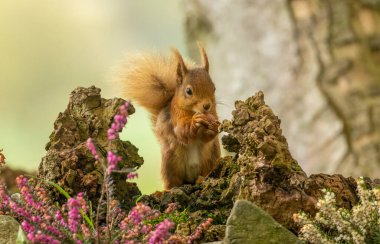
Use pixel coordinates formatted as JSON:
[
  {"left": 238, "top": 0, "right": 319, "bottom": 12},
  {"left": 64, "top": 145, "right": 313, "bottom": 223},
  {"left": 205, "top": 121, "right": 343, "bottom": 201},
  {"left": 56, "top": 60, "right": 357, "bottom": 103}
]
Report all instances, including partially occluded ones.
[{"left": 119, "top": 44, "right": 220, "bottom": 189}]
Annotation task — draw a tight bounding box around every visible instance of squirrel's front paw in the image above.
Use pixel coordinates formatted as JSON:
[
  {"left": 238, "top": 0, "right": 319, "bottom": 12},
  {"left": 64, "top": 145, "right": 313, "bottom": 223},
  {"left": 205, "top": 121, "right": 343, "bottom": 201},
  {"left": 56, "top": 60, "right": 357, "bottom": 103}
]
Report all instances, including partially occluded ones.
[
  {"left": 191, "top": 113, "right": 208, "bottom": 133},
  {"left": 198, "top": 113, "right": 220, "bottom": 132},
  {"left": 193, "top": 113, "right": 210, "bottom": 127},
  {"left": 192, "top": 113, "right": 220, "bottom": 139}
]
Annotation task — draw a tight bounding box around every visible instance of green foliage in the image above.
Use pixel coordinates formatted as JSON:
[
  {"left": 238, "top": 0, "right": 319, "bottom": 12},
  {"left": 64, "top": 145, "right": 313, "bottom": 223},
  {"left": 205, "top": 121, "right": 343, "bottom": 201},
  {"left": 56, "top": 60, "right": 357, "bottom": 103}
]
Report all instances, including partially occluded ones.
[
  {"left": 145, "top": 208, "right": 189, "bottom": 227},
  {"left": 203, "top": 210, "right": 228, "bottom": 225},
  {"left": 29, "top": 175, "right": 95, "bottom": 231},
  {"left": 16, "top": 226, "right": 28, "bottom": 244}
]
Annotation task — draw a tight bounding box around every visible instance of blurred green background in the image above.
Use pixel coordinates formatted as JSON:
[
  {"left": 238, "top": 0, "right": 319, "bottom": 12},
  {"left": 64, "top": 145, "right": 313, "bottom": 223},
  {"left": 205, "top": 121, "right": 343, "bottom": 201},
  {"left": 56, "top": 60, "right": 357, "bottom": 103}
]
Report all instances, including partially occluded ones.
[{"left": 0, "top": 0, "right": 186, "bottom": 193}]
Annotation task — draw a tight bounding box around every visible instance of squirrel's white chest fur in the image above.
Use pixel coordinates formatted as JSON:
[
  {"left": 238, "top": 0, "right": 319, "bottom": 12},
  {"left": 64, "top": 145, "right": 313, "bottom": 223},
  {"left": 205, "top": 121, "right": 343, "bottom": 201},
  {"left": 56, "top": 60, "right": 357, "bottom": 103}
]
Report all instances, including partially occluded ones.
[{"left": 184, "top": 141, "right": 201, "bottom": 182}]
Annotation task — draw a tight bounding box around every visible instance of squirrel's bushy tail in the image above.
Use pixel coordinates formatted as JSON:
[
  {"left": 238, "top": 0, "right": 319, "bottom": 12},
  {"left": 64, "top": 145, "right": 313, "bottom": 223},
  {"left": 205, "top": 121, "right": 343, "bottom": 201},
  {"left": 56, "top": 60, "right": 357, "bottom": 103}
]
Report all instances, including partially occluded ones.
[{"left": 117, "top": 52, "right": 178, "bottom": 118}]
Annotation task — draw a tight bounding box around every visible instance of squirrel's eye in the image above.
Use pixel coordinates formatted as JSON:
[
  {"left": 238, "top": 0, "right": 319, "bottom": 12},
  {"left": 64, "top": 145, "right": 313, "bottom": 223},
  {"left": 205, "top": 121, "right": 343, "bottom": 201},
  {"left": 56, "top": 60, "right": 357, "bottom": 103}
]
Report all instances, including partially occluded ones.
[{"left": 185, "top": 87, "right": 193, "bottom": 96}]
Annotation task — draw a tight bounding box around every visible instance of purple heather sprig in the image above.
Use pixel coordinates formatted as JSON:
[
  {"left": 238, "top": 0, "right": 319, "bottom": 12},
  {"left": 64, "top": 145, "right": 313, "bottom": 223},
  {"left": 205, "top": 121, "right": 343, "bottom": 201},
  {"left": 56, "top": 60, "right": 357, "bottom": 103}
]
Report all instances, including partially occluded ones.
[
  {"left": 1, "top": 176, "right": 66, "bottom": 243},
  {"left": 164, "top": 203, "right": 178, "bottom": 214},
  {"left": 67, "top": 197, "right": 82, "bottom": 233},
  {"left": 149, "top": 219, "right": 175, "bottom": 244},
  {"left": 187, "top": 218, "right": 213, "bottom": 243},
  {"left": 81, "top": 223, "right": 91, "bottom": 239},
  {"left": 87, "top": 102, "right": 130, "bottom": 175},
  {"left": 55, "top": 209, "right": 68, "bottom": 228},
  {"left": 107, "top": 102, "right": 129, "bottom": 140},
  {"left": 86, "top": 138, "right": 99, "bottom": 160},
  {"left": 26, "top": 231, "right": 60, "bottom": 244},
  {"left": 17, "top": 176, "right": 41, "bottom": 210},
  {"left": 1, "top": 174, "right": 213, "bottom": 243},
  {"left": 0, "top": 148, "right": 5, "bottom": 167},
  {"left": 0, "top": 180, "right": 9, "bottom": 212},
  {"left": 76, "top": 192, "right": 89, "bottom": 214},
  {"left": 124, "top": 203, "right": 153, "bottom": 226},
  {"left": 0, "top": 100, "right": 215, "bottom": 243},
  {"left": 107, "top": 151, "right": 122, "bottom": 175}
]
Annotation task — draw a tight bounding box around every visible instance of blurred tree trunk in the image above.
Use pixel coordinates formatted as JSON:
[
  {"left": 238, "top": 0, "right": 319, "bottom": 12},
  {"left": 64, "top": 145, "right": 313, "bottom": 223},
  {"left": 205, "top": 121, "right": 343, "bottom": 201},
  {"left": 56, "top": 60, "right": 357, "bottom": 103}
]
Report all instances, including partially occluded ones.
[{"left": 183, "top": 0, "right": 380, "bottom": 177}]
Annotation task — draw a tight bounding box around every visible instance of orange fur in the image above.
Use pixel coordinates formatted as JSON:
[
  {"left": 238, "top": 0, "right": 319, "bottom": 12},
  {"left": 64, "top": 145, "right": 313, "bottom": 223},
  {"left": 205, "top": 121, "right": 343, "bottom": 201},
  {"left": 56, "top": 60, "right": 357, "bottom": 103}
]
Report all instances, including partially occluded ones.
[
  {"left": 117, "top": 52, "right": 178, "bottom": 121},
  {"left": 119, "top": 46, "right": 220, "bottom": 190}
]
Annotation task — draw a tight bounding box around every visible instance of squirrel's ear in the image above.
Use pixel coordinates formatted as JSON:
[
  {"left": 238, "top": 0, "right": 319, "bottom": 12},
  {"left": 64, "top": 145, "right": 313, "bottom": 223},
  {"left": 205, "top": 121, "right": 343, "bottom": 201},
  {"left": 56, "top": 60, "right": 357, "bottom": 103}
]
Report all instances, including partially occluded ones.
[
  {"left": 197, "top": 41, "right": 209, "bottom": 72},
  {"left": 172, "top": 48, "right": 188, "bottom": 85}
]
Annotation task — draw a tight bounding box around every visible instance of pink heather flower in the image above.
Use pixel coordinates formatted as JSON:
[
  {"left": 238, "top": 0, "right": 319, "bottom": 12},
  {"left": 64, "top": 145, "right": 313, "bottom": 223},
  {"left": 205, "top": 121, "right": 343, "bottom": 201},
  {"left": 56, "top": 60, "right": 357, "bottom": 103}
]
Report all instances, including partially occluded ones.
[
  {"left": 187, "top": 218, "right": 213, "bottom": 243},
  {"left": 55, "top": 210, "right": 67, "bottom": 227},
  {"left": 0, "top": 180, "right": 9, "bottom": 209},
  {"left": 86, "top": 138, "right": 99, "bottom": 160},
  {"left": 17, "top": 176, "right": 41, "bottom": 210},
  {"left": 44, "top": 225, "right": 62, "bottom": 238},
  {"left": 121, "top": 203, "right": 153, "bottom": 228},
  {"left": 127, "top": 207, "right": 143, "bottom": 225},
  {"left": 27, "top": 229, "right": 60, "bottom": 244},
  {"left": 127, "top": 172, "right": 138, "bottom": 180},
  {"left": 35, "top": 186, "right": 48, "bottom": 203},
  {"left": 67, "top": 197, "right": 82, "bottom": 233},
  {"left": 107, "top": 151, "right": 122, "bottom": 174},
  {"left": 9, "top": 201, "right": 31, "bottom": 219},
  {"left": 119, "top": 102, "right": 129, "bottom": 114},
  {"left": 107, "top": 128, "right": 117, "bottom": 140},
  {"left": 31, "top": 216, "right": 41, "bottom": 223},
  {"left": 149, "top": 219, "right": 175, "bottom": 244},
  {"left": 81, "top": 223, "right": 91, "bottom": 239},
  {"left": 0, "top": 148, "right": 5, "bottom": 167},
  {"left": 76, "top": 192, "right": 89, "bottom": 214},
  {"left": 21, "top": 220, "right": 35, "bottom": 233},
  {"left": 164, "top": 203, "right": 178, "bottom": 214},
  {"left": 107, "top": 102, "right": 130, "bottom": 140}
]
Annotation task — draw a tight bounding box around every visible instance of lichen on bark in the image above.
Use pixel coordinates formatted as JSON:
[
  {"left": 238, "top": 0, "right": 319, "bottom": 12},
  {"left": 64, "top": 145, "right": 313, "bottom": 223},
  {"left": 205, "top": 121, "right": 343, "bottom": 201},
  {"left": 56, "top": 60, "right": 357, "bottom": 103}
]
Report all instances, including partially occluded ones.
[{"left": 37, "top": 86, "right": 143, "bottom": 210}]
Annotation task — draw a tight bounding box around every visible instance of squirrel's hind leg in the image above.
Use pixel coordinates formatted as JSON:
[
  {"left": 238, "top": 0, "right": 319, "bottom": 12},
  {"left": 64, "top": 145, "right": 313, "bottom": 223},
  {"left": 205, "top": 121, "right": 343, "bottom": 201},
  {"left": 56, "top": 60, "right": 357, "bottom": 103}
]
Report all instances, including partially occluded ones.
[
  {"left": 161, "top": 149, "right": 186, "bottom": 190},
  {"left": 200, "top": 139, "right": 221, "bottom": 177}
]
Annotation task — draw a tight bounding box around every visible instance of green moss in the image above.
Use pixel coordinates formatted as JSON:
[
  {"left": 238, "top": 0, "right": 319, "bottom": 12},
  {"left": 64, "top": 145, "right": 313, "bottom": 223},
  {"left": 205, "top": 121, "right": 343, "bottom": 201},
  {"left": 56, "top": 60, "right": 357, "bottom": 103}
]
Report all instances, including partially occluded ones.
[
  {"left": 144, "top": 209, "right": 190, "bottom": 227},
  {"left": 271, "top": 155, "right": 303, "bottom": 173},
  {"left": 228, "top": 162, "right": 240, "bottom": 177},
  {"left": 200, "top": 209, "right": 229, "bottom": 225},
  {"left": 290, "top": 161, "right": 303, "bottom": 172}
]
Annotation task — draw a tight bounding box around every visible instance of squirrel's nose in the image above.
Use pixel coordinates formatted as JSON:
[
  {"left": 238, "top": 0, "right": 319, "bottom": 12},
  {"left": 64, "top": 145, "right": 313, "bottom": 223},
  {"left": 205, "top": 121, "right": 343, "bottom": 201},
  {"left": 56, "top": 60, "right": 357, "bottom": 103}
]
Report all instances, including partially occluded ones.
[{"left": 203, "top": 103, "right": 211, "bottom": 111}]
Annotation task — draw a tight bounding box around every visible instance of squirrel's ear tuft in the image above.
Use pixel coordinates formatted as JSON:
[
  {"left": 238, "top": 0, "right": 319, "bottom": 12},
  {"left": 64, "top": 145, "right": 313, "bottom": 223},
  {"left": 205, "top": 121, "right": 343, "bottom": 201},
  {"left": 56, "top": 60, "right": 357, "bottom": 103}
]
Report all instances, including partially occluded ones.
[
  {"left": 197, "top": 41, "right": 209, "bottom": 72},
  {"left": 172, "top": 48, "right": 188, "bottom": 85}
]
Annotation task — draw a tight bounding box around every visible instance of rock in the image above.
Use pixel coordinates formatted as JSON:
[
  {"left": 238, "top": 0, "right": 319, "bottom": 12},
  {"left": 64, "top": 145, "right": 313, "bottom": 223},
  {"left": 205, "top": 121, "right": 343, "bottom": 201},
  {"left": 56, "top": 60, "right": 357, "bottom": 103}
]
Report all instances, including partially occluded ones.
[
  {"left": 37, "top": 86, "right": 143, "bottom": 210},
  {"left": 0, "top": 215, "right": 22, "bottom": 244},
  {"left": 225, "top": 200, "right": 302, "bottom": 244},
  {"left": 220, "top": 91, "right": 359, "bottom": 231}
]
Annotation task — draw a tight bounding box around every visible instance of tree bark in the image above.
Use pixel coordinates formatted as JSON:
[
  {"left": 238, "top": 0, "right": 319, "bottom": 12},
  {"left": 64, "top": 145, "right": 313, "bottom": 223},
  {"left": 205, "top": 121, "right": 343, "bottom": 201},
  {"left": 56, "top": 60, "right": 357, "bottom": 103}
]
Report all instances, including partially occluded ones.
[{"left": 183, "top": 0, "right": 380, "bottom": 178}]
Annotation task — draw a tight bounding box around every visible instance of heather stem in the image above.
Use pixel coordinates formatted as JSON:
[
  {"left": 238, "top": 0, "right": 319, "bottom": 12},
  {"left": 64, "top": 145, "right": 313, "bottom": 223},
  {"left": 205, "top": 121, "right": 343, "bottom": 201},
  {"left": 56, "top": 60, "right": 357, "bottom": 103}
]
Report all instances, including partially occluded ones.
[
  {"left": 96, "top": 171, "right": 106, "bottom": 244},
  {"left": 106, "top": 135, "right": 112, "bottom": 241},
  {"left": 106, "top": 177, "right": 111, "bottom": 241}
]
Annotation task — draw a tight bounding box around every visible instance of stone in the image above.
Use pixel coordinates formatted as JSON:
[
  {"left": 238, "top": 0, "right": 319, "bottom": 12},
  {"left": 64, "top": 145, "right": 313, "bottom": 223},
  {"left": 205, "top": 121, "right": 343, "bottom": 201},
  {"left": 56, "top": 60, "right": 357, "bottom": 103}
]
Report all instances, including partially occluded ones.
[
  {"left": 224, "top": 200, "right": 302, "bottom": 244},
  {"left": 0, "top": 215, "right": 22, "bottom": 244}
]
